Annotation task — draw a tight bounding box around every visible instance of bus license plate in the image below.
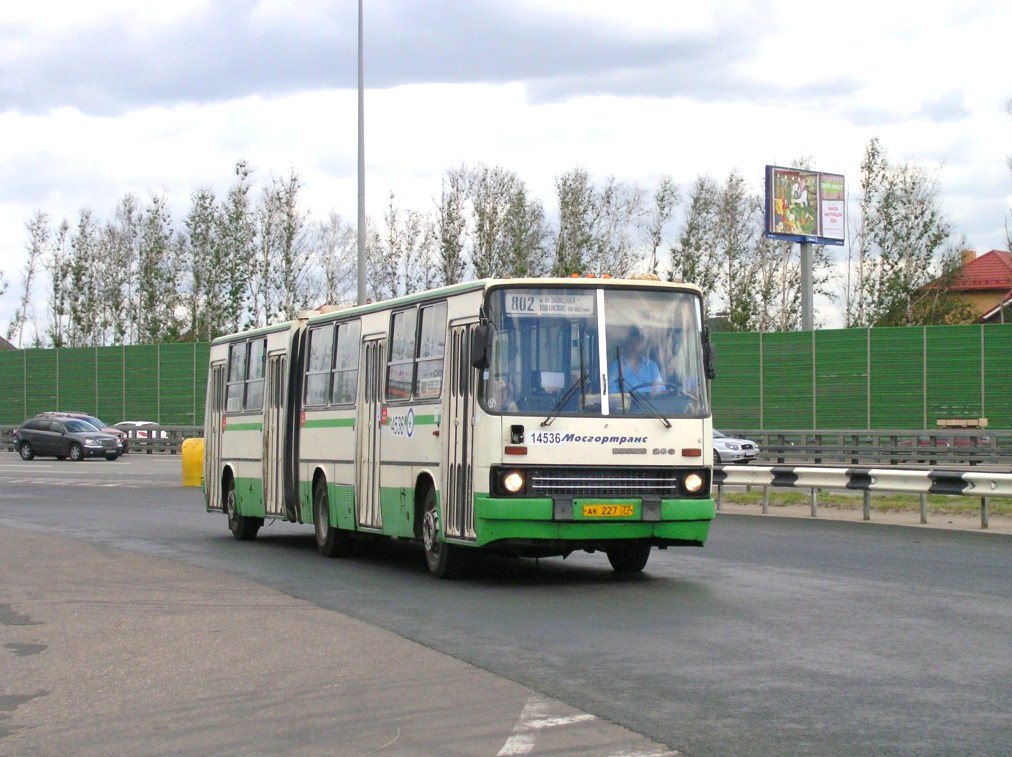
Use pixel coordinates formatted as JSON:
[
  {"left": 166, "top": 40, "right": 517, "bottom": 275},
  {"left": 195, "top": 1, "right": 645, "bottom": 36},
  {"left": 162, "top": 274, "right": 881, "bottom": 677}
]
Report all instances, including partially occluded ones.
[{"left": 582, "top": 504, "right": 634, "bottom": 518}]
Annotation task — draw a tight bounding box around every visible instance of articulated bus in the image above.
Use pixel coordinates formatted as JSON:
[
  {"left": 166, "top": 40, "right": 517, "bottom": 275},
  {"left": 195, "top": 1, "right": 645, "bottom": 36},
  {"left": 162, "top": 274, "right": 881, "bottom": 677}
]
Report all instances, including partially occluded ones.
[{"left": 204, "top": 277, "right": 717, "bottom": 577}]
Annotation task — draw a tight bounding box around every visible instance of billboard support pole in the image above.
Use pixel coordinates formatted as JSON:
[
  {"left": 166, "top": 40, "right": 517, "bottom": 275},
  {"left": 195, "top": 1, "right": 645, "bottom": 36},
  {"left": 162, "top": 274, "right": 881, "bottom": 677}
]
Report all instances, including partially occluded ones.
[{"left": 801, "top": 241, "right": 813, "bottom": 330}]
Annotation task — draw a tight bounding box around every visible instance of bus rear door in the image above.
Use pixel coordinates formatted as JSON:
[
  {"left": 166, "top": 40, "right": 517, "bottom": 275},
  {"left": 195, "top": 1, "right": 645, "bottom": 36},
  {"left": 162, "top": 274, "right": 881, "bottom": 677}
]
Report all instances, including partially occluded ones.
[
  {"left": 357, "top": 336, "right": 385, "bottom": 530},
  {"left": 262, "top": 351, "right": 288, "bottom": 518}
]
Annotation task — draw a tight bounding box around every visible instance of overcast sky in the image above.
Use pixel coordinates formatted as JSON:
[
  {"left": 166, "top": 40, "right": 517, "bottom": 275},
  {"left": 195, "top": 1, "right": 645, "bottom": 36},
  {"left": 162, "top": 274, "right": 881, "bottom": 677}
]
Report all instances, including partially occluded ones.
[{"left": 1, "top": 0, "right": 1010, "bottom": 333}]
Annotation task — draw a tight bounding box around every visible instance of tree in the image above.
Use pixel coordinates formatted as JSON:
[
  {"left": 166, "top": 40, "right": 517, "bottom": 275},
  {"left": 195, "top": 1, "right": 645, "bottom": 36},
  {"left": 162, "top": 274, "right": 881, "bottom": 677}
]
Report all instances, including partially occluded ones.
[
  {"left": 552, "top": 168, "right": 597, "bottom": 275},
  {"left": 644, "top": 176, "right": 679, "bottom": 275},
  {"left": 500, "top": 183, "right": 549, "bottom": 278},
  {"left": 845, "top": 138, "right": 888, "bottom": 326},
  {"left": 101, "top": 194, "right": 143, "bottom": 345},
  {"left": 551, "top": 169, "right": 646, "bottom": 277},
  {"left": 670, "top": 175, "right": 722, "bottom": 295},
  {"left": 716, "top": 170, "right": 759, "bottom": 331},
  {"left": 65, "top": 210, "right": 104, "bottom": 347},
  {"left": 369, "top": 192, "right": 434, "bottom": 300},
  {"left": 313, "top": 211, "right": 358, "bottom": 306},
  {"left": 136, "top": 194, "right": 183, "bottom": 343},
  {"left": 846, "top": 138, "right": 955, "bottom": 326},
  {"left": 221, "top": 160, "right": 257, "bottom": 332},
  {"left": 435, "top": 166, "right": 469, "bottom": 286},
  {"left": 589, "top": 176, "right": 645, "bottom": 276},
  {"left": 470, "top": 164, "right": 519, "bottom": 279},
  {"left": 255, "top": 170, "right": 319, "bottom": 323},
  {"left": 6, "top": 212, "right": 48, "bottom": 347},
  {"left": 44, "top": 221, "right": 72, "bottom": 347},
  {"left": 181, "top": 188, "right": 223, "bottom": 341}
]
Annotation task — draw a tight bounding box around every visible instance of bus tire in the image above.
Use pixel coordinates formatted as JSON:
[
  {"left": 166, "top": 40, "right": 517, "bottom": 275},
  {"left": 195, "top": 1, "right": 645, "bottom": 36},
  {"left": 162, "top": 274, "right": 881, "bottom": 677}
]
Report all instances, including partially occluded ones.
[
  {"left": 421, "top": 487, "right": 461, "bottom": 579},
  {"left": 606, "top": 543, "right": 651, "bottom": 573},
  {"left": 225, "top": 477, "right": 261, "bottom": 541},
  {"left": 314, "top": 480, "right": 352, "bottom": 558}
]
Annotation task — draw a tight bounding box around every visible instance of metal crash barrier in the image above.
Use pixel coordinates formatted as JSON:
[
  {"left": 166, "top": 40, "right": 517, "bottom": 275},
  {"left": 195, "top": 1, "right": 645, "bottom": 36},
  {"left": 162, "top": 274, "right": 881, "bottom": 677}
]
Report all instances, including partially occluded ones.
[{"left": 714, "top": 465, "right": 1012, "bottom": 529}]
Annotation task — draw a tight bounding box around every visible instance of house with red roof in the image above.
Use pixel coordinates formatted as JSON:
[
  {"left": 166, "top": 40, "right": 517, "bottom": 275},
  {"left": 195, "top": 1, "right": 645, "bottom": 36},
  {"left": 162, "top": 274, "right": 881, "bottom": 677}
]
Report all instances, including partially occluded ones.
[{"left": 941, "top": 249, "right": 1012, "bottom": 323}]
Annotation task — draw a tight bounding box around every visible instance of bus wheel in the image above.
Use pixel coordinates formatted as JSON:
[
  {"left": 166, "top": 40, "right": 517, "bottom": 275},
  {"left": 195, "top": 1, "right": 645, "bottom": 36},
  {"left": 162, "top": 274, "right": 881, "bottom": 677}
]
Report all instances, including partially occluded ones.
[
  {"left": 606, "top": 543, "right": 651, "bottom": 573},
  {"left": 225, "top": 478, "right": 261, "bottom": 541},
  {"left": 421, "top": 488, "right": 460, "bottom": 579},
  {"left": 314, "top": 480, "right": 352, "bottom": 558}
]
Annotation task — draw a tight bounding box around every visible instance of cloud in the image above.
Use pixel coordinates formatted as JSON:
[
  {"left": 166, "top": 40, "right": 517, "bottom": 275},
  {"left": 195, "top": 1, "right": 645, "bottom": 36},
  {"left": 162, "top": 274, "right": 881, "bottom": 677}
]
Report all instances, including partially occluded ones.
[{"left": 1, "top": 0, "right": 780, "bottom": 114}]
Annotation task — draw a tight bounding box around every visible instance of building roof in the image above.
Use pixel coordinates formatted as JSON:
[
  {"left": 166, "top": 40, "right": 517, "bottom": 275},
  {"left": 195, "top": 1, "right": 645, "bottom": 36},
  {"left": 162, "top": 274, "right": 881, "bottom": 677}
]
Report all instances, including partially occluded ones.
[
  {"left": 0, "top": 335, "right": 15, "bottom": 351},
  {"left": 950, "top": 249, "right": 1012, "bottom": 292}
]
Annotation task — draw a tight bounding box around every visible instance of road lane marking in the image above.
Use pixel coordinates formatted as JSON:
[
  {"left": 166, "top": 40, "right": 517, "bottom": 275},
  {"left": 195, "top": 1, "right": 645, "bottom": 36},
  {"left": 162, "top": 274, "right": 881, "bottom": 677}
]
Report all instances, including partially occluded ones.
[
  {"left": 497, "top": 694, "right": 681, "bottom": 757},
  {"left": 0, "top": 478, "right": 142, "bottom": 488}
]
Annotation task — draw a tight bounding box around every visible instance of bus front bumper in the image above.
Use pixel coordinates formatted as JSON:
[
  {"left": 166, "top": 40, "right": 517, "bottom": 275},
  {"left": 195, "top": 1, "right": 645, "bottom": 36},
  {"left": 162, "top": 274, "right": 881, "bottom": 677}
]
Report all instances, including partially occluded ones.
[{"left": 471, "top": 496, "right": 715, "bottom": 549}]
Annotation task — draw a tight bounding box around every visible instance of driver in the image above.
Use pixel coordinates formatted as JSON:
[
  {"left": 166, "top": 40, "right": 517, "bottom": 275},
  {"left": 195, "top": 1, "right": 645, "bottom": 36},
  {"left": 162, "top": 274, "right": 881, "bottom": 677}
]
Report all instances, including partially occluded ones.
[{"left": 608, "top": 326, "right": 662, "bottom": 393}]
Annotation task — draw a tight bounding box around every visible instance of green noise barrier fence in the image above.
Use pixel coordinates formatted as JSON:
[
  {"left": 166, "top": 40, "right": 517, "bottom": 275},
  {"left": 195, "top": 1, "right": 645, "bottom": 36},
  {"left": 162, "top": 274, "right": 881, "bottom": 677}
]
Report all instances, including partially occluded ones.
[
  {"left": 0, "top": 324, "right": 1009, "bottom": 431},
  {"left": 0, "top": 342, "right": 210, "bottom": 427},
  {"left": 710, "top": 324, "right": 1012, "bottom": 431}
]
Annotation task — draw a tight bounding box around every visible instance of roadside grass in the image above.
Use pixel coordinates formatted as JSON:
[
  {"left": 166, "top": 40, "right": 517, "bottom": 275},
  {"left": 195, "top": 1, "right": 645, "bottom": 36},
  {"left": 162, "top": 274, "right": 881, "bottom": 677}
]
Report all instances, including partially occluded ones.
[{"left": 718, "top": 489, "right": 1012, "bottom": 518}]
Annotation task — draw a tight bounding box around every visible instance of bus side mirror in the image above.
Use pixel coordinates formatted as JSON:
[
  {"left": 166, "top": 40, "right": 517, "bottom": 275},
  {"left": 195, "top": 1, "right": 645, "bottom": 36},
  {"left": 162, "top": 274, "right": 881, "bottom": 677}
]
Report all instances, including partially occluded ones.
[
  {"left": 703, "top": 331, "right": 716, "bottom": 380},
  {"left": 471, "top": 323, "right": 491, "bottom": 370}
]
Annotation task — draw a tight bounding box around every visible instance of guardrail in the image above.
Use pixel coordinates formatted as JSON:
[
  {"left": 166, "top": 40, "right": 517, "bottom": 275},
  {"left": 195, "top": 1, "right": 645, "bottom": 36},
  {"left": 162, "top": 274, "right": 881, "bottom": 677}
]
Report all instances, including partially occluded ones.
[
  {"left": 0, "top": 425, "right": 202, "bottom": 455},
  {"left": 714, "top": 464, "right": 1012, "bottom": 529},
  {"left": 722, "top": 429, "right": 1012, "bottom": 468}
]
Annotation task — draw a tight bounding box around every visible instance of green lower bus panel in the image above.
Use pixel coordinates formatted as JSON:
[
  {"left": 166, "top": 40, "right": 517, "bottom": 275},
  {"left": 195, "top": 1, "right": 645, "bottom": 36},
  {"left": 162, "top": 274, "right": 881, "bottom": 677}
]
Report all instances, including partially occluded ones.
[
  {"left": 233, "top": 477, "right": 266, "bottom": 518},
  {"left": 472, "top": 496, "right": 715, "bottom": 547}
]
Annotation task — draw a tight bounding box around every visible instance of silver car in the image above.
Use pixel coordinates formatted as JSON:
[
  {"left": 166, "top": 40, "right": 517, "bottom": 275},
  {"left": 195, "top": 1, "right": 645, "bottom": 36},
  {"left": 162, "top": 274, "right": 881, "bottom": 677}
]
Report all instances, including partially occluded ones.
[{"left": 713, "top": 430, "right": 759, "bottom": 465}]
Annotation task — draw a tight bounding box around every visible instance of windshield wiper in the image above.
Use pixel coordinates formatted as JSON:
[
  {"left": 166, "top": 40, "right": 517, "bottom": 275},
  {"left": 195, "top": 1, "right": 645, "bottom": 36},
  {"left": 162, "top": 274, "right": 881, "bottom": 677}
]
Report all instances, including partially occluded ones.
[
  {"left": 540, "top": 373, "right": 587, "bottom": 426},
  {"left": 618, "top": 384, "right": 672, "bottom": 428}
]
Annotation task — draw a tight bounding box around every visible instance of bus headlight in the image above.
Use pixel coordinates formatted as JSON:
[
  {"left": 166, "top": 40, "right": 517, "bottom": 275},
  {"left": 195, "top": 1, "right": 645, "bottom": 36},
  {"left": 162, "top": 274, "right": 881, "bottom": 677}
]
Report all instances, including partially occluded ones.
[
  {"left": 683, "top": 472, "right": 704, "bottom": 493},
  {"left": 502, "top": 471, "right": 525, "bottom": 494}
]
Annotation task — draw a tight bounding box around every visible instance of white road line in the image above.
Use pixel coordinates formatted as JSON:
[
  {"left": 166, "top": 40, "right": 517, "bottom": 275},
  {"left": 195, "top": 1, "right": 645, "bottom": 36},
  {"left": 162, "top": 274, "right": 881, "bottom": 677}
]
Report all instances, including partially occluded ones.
[
  {"left": 498, "top": 694, "right": 597, "bottom": 756},
  {"left": 497, "top": 693, "right": 681, "bottom": 757},
  {"left": 0, "top": 478, "right": 139, "bottom": 488}
]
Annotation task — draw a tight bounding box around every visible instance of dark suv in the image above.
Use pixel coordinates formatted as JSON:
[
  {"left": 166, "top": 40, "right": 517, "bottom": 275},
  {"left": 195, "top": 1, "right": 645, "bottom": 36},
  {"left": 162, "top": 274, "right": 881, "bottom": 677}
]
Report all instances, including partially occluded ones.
[
  {"left": 14, "top": 417, "right": 122, "bottom": 461},
  {"left": 34, "top": 412, "right": 129, "bottom": 453}
]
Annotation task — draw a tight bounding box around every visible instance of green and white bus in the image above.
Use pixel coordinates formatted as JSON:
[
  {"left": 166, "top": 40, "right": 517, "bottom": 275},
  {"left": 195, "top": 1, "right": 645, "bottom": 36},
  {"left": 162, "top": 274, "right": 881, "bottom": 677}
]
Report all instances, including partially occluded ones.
[{"left": 204, "top": 277, "right": 717, "bottom": 577}]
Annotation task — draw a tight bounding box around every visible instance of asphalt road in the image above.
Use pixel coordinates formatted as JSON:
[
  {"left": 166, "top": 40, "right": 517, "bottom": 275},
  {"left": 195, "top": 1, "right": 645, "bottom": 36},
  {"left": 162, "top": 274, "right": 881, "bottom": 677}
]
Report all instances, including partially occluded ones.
[{"left": 1, "top": 454, "right": 1010, "bottom": 756}]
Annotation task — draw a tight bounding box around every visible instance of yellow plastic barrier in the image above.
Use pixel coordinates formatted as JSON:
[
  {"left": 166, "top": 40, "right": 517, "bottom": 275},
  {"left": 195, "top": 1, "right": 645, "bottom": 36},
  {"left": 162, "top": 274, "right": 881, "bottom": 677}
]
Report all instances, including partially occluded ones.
[{"left": 181, "top": 437, "right": 205, "bottom": 488}]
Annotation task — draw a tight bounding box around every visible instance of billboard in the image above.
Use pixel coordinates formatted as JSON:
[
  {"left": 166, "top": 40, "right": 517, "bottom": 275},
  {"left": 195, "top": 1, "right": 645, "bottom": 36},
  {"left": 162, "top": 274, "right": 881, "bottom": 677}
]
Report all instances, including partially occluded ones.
[{"left": 765, "top": 166, "right": 845, "bottom": 245}]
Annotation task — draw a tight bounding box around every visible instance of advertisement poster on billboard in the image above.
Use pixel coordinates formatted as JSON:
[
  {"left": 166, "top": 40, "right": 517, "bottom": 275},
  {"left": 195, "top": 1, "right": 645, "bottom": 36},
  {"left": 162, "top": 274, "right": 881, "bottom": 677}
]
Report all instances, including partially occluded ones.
[
  {"left": 765, "top": 166, "right": 845, "bottom": 245},
  {"left": 819, "top": 173, "right": 845, "bottom": 241}
]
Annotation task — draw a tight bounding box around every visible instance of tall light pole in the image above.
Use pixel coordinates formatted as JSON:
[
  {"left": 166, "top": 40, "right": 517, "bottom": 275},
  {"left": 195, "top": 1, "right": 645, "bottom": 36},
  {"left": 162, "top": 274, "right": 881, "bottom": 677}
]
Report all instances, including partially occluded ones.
[{"left": 356, "top": 0, "right": 367, "bottom": 306}]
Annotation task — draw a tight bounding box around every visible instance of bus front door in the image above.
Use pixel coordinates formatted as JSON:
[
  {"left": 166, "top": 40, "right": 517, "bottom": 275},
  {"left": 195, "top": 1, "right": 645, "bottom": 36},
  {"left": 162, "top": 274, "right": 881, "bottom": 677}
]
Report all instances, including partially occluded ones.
[
  {"left": 357, "top": 337, "right": 384, "bottom": 530},
  {"left": 262, "top": 353, "right": 287, "bottom": 518},
  {"left": 205, "top": 362, "right": 226, "bottom": 511},
  {"left": 442, "top": 322, "right": 477, "bottom": 541}
]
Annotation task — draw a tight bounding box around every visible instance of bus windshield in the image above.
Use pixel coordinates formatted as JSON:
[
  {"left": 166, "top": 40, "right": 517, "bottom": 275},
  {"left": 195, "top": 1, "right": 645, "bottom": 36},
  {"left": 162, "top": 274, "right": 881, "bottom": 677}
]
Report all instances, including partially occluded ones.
[{"left": 481, "top": 286, "right": 709, "bottom": 418}]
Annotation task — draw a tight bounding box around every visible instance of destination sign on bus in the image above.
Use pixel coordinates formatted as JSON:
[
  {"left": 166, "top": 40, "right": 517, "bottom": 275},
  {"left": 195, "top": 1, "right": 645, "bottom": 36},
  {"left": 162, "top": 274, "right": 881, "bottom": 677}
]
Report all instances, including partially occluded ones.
[{"left": 504, "top": 292, "right": 596, "bottom": 317}]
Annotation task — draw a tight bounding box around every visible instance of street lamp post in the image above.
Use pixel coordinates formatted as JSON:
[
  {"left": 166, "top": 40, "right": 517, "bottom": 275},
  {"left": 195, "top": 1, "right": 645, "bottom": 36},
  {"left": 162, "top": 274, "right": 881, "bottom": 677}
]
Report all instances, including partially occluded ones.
[{"left": 356, "top": 0, "right": 367, "bottom": 306}]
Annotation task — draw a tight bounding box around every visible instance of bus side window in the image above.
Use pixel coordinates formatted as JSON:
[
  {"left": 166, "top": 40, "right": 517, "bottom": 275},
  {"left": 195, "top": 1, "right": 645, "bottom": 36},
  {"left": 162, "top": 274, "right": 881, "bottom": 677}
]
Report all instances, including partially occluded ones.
[
  {"left": 226, "top": 341, "right": 247, "bottom": 412},
  {"left": 305, "top": 324, "right": 335, "bottom": 406},
  {"left": 415, "top": 302, "right": 447, "bottom": 400},
  {"left": 244, "top": 338, "right": 267, "bottom": 410},
  {"left": 386, "top": 309, "right": 417, "bottom": 400},
  {"left": 332, "top": 320, "right": 361, "bottom": 404}
]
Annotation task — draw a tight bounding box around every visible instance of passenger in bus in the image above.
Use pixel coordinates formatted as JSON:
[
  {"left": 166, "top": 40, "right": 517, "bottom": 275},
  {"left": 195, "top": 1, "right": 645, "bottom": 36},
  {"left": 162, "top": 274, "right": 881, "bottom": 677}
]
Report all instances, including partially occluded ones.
[{"left": 608, "top": 326, "right": 662, "bottom": 393}]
